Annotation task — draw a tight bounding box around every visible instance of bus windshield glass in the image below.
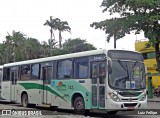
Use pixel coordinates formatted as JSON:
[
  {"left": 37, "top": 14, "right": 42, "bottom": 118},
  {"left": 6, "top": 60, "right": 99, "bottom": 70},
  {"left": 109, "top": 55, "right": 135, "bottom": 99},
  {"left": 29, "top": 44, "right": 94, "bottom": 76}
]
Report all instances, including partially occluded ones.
[{"left": 109, "top": 60, "right": 146, "bottom": 90}]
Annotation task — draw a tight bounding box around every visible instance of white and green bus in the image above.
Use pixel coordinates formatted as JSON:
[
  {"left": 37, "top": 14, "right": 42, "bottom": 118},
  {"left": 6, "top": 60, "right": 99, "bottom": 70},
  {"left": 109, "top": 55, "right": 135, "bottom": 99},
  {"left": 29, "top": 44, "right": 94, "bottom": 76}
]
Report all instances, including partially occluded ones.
[
  {"left": 1, "top": 49, "right": 147, "bottom": 114},
  {"left": 0, "top": 65, "right": 3, "bottom": 98}
]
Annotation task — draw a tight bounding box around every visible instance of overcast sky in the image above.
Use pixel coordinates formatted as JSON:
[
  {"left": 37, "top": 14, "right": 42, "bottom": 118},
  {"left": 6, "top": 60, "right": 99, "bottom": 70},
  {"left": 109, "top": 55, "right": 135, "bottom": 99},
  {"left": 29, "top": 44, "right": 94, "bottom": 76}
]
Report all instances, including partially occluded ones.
[{"left": 0, "top": 0, "right": 146, "bottom": 51}]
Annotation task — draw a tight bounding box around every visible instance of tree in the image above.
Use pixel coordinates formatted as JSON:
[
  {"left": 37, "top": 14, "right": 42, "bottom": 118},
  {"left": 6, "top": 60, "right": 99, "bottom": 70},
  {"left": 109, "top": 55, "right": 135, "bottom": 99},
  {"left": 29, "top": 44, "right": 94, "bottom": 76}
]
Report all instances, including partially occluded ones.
[
  {"left": 5, "top": 30, "right": 25, "bottom": 62},
  {"left": 55, "top": 18, "right": 71, "bottom": 49},
  {"left": 91, "top": 0, "right": 160, "bottom": 71},
  {"left": 51, "top": 48, "right": 67, "bottom": 56},
  {"left": 44, "top": 17, "right": 71, "bottom": 49},
  {"left": 23, "top": 38, "right": 41, "bottom": 60},
  {"left": 63, "top": 38, "right": 96, "bottom": 53},
  {"left": 40, "top": 39, "right": 57, "bottom": 57},
  {"left": 0, "top": 43, "right": 7, "bottom": 64},
  {"left": 49, "top": 38, "right": 96, "bottom": 56},
  {"left": 44, "top": 16, "right": 57, "bottom": 55}
]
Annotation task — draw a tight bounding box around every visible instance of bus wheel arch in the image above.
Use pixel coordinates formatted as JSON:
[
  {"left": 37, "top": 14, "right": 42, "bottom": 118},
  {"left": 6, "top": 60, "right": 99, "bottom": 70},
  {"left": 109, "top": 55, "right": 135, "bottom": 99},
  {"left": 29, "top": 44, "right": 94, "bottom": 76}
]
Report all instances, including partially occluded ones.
[
  {"left": 72, "top": 93, "right": 86, "bottom": 114},
  {"left": 21, "top": 91, "right": 29, "bottom": 107}
]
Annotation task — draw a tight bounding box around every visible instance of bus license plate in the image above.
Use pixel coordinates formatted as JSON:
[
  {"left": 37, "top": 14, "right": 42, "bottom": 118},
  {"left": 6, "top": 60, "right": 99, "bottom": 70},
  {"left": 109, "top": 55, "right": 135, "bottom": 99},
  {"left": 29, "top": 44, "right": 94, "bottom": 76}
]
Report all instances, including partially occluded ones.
[{"left": 128, "top": 107, "right": 134, "bottom": 109}]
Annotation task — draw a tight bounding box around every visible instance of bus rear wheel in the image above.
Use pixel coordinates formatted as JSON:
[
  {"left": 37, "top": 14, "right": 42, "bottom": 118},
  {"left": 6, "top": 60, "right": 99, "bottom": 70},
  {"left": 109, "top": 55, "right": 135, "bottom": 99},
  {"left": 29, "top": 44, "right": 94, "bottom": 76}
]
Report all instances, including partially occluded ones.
[
  {"left": 74, "top": 96, "right": 85, "bottom": 114},
  {"left": 21, "top": 94, "right": 29, "bottom": 107}
]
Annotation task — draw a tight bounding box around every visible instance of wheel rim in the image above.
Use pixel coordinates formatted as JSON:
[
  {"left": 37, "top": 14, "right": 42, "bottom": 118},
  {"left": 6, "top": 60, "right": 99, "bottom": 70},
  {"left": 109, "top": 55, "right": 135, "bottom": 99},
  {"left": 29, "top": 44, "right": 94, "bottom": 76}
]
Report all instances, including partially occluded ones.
[
  {"left": 22, "top": 95, "right": 27, "bottom": 106},
  {"left": 76, "top": 100, "right": 84, "bottom": 112}
]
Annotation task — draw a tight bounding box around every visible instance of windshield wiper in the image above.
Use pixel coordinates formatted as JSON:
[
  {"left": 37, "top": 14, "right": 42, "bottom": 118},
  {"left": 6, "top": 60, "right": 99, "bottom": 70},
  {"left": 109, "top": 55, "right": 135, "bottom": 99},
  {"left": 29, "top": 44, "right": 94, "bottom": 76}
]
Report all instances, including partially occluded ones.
[
  {"left": 132, "top": 61, "right": 138, "bottom": 70},
  {"left": 117, "top": 60, "right": 131, "bottom": 89},
  {"left": 117, "top": 60, "right": 129, "bottom": 78},
  {"left": 118, "top": 60, "right": 127, "bottom": 71}
]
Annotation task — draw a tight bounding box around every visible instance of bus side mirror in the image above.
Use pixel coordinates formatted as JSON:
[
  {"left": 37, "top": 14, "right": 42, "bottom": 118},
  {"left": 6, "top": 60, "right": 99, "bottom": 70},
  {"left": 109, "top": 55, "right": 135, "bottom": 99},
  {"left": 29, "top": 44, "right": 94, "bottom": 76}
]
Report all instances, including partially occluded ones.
[{"left": 108, "top": 61, "right": 112, "bottom": 74}]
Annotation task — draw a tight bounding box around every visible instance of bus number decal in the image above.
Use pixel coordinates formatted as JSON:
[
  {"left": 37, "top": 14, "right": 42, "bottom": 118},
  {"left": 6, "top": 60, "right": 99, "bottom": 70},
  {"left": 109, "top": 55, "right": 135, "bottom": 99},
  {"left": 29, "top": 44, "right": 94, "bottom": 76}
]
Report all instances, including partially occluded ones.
[
  {"left": 93, "top": 56, "right": 103, "bottom": 61},
  {"left": 68, "top": 85, "right": 74, "bottom": 90}
]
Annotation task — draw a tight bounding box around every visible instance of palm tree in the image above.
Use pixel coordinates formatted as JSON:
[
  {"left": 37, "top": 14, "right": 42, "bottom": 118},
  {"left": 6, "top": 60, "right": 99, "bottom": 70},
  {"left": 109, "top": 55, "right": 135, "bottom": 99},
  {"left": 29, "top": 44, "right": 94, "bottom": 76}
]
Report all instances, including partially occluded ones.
[
  {"left": 40, "top": 41, "right": 48, "bottom": 57},
  {"left": 55, "top": 18, "right": 71, "bottom": 48},
  {"left": 44, "top": 17, "right": 71, "bottom": 49},
  {"left": 44, "top": 16, "right": 56, "bottom": 53},
  {"left": 5, "top": 30, "right": 25, "bottom": 62},
  {"left": 23, "top": 38, "right": 41, "bottom": 60},
  {"left": 0, "top": 43, "right": 7, "bottom": 64}
]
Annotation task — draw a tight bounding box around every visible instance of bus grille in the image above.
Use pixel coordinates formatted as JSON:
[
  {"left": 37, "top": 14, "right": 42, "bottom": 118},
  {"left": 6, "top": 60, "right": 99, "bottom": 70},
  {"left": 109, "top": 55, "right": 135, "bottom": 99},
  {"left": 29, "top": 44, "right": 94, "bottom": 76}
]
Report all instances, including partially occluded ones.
[
  {"left": 124, "top": 103, "right": 137, "bottom": 107},
  {"left": 118, "top": 92, "right": 141, "bottom": 97},
  {"left": 121, "top": 98, "right": 138, "bottom": 101}
]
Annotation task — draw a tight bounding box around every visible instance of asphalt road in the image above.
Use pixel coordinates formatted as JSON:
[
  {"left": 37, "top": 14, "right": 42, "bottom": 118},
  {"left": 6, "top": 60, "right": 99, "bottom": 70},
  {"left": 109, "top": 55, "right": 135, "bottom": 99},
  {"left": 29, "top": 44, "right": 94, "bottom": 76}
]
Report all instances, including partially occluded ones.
[{"left": 0, "top": 101, "right": 159, "bottom": 118}]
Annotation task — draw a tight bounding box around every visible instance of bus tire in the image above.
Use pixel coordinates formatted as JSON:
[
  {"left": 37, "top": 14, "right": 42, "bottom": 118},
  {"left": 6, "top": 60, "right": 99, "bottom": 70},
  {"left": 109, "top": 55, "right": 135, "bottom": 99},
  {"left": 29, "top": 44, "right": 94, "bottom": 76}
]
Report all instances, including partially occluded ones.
[
  {"left": 21, "top": 94, "right": 29, "bottom": 107},
  {"left": 73, "top": 96, "right": 85, "bottom": 114}
]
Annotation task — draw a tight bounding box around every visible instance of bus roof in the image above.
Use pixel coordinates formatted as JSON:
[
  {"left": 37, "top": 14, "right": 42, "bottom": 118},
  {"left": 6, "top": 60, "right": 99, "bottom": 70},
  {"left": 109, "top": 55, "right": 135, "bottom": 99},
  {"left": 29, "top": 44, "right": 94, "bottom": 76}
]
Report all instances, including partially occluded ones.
[
  {"left": 3, "top": 49, "right": 107, "bottom": 67},
  {"left": 3, "top": 49, "right": 142, "bottom": 67}
]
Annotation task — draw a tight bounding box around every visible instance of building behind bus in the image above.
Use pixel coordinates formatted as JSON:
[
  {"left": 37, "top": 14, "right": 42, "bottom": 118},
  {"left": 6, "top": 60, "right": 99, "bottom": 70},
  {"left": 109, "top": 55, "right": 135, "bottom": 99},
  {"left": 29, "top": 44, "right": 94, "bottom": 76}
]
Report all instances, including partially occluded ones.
[{"left": 135, "top": 39, "right": 160, "bottom": 89}]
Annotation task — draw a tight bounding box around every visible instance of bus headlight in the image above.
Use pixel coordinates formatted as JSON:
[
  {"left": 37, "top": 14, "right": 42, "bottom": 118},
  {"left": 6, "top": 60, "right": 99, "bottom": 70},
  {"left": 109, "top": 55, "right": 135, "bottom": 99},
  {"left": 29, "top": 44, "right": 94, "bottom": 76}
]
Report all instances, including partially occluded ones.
[
  {"left": 108, "top": 92, "right": 121, "bottom": 102},
  {"left": 139, "top": 94, "right": 146, "bottom": 101}
]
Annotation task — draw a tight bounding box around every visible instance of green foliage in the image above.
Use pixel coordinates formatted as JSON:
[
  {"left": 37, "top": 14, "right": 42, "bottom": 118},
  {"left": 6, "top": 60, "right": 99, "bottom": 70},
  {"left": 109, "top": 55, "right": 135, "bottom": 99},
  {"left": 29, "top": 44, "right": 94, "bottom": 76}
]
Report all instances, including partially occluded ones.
[
  {"left": 91, "top": 0, "right": 160, "bottom": 42},
  {"left": 23, "top": 38, "right": 42, "bottom": 60},
  {"left": 153, "top": 64, "right": 157, "bottom": 68},
  {"left": 63, "top": 38, "right": 97, "bottom": 53},
  {"left": 0, "top": 31, "right": 45, "bottom": 64},
  {"left": 44, "top": 17, "right": 71, "bottom": 33},
  {"left": 51, "top": 48, "right": 68, "bottom": 56},
  {"left": 91, "top": 0, "right": 160, "bottom": 70},
  {"left": 0, "top": 43, "right": 7, "bottom": 64},
  {"left": 4, "top": 30, "right": 26, "bottom": 62},
  {"left": 44, "top": 17, "right": 71, "bottom": 48},
  {"left": 0, "top": 31, "right": 96, "bottom": 64}
]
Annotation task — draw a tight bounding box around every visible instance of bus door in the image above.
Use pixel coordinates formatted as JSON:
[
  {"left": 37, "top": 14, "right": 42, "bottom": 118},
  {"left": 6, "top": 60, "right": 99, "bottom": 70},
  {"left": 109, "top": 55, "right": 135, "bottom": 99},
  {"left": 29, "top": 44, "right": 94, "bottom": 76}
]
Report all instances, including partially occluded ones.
[
  {"left": 42, "top": 64, "right": 52, "bottom": 104},
  {"left": 91, "top": 61, "right": 106, "bottom": 108},
  {"left": 10, "top": 67, "right": 18, "bottom": 102}
]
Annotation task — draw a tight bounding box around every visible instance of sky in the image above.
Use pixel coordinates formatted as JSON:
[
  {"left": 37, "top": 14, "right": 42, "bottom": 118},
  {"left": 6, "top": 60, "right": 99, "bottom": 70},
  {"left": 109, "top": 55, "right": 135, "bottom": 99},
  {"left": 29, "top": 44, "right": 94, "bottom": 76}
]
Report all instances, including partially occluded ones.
[{"left": 0, "top": 0, "right": 146, "bottom": 51}]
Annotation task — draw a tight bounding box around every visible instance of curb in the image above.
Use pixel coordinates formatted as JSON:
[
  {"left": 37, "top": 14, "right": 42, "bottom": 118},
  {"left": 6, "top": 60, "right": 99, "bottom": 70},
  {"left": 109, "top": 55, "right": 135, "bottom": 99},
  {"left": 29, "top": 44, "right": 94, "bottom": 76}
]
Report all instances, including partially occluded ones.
[{"left": 148, "top": 100, "right": 160, "bottom": 102}]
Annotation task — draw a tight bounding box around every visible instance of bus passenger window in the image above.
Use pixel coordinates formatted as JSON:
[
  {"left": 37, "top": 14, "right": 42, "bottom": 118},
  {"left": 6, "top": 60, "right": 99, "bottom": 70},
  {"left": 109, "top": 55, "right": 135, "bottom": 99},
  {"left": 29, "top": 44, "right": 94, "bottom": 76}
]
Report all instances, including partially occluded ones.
[
  {"left": 21, "top": 65, "right": 30, "bottom": 80},
  {"left": 58, "top": 59, "right": 72, "bottom": 79},
  {"left": 99, "top": 63, "right": 106, "bottom": 84},
  {"left": 31, "top": 64, "right": 40, "bottom": 80},
  {"left": 74, "top": 57, "right": 88, "bottom": 79},
  {"left": 91, "top": 63, "right": 97, "bottom": 78},
  {"left": 99, "top": 63, "right": 105, "bottom": 77},
  {"left": 47, "top": 67, "right": 52, "bottom": 84}
]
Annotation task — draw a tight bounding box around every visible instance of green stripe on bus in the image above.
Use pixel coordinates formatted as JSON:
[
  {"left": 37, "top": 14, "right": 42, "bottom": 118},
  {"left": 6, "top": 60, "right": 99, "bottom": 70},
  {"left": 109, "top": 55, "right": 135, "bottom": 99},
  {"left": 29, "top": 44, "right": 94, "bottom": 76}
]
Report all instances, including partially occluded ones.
[{"left": 18, "top": 83, "right": 68, "bottom": 103}]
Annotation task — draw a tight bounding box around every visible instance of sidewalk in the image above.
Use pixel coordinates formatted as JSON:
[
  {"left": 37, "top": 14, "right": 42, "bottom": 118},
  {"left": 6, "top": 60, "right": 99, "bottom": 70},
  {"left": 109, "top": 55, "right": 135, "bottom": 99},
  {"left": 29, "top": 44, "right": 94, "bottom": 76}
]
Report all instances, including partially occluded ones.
[{"left": 147, "top": 95, "right": 160, "bottom": 102}]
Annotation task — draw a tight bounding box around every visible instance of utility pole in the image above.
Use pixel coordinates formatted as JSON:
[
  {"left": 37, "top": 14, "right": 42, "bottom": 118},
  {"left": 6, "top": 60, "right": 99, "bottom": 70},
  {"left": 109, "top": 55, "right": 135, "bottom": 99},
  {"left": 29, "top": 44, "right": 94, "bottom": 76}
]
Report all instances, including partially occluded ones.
[
  {"left": 147, "top": 73, "right": 153, "bottom": 98},
  {"left": 114, "top": 33, "right": 116, "bottom": 49},
  {"left": 50, "top": 29, "right": 53, "bottom": 56}
]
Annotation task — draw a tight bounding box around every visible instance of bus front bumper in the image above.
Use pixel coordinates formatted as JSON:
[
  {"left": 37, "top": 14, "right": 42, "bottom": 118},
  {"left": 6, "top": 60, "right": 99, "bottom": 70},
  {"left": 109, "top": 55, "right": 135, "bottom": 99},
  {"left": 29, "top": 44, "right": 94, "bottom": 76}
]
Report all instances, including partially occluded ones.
[{"left": 105, "top": 99, "right": 147, "bottom": 111}]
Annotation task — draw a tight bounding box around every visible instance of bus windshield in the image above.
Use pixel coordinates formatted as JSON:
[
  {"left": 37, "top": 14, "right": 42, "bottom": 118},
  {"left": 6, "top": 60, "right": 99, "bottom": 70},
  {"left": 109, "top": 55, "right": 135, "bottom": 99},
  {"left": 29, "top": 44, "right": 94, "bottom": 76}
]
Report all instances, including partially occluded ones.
[{"left": 109, "top": 60, "right": 146, "bottom": 90}]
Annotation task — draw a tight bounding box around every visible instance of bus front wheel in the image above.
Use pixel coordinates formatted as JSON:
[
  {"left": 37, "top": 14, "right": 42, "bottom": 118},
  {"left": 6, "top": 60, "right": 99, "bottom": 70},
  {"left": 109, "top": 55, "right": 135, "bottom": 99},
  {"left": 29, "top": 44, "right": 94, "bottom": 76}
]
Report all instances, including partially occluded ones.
[
  {"left": 74, "top": 96, "right": 85, "bottom": 114},
  {"left": 21, "top": 94, "right": 29, "bottom": 107}
]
